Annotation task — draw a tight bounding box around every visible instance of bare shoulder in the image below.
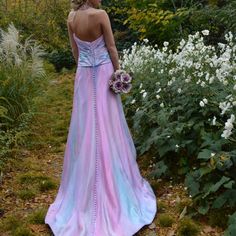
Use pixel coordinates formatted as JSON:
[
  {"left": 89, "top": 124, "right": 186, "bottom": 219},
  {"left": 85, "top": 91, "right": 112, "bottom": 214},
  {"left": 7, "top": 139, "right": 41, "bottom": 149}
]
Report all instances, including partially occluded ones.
[
  {"left": 90, "top": 9, "right": 108, "bottom": 21},
  {"left": 67, "top": 9, "right": 76, "bottom": 22}
]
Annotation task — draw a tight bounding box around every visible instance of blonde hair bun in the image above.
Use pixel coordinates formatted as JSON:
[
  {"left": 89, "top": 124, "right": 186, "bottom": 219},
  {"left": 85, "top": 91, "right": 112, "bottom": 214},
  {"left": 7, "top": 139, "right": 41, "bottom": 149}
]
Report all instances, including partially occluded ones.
[{"left": 71, "top": 0, "right": 87, "bottom": 10}]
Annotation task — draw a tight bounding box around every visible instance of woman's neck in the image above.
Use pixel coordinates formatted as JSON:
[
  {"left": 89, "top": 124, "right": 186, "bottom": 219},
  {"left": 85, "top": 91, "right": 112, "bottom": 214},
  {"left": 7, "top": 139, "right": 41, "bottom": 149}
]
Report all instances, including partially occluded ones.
[{"left": 79, "top": 1, "right": 93, "bottom": 10}]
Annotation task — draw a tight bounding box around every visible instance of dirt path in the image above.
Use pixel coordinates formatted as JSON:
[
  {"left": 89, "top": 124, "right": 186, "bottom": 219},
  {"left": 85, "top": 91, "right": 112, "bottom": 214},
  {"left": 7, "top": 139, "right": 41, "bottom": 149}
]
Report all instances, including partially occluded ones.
[{"left": 0, "top": 72, "right": 223, "bottom": 236}]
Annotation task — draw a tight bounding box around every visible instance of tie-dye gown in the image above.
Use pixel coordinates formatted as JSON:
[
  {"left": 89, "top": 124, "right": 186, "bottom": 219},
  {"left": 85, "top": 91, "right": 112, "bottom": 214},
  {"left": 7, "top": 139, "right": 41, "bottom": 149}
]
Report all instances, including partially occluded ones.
[{"left": 44, "top": 33, "right": 157, "bottom": 236}]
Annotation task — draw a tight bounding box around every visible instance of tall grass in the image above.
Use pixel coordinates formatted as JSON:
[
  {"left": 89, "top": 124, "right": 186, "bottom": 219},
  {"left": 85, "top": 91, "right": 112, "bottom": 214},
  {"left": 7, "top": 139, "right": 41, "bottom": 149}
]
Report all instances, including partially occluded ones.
[{"left": 0, "top": 23, "right": 46, "bottom": 161}]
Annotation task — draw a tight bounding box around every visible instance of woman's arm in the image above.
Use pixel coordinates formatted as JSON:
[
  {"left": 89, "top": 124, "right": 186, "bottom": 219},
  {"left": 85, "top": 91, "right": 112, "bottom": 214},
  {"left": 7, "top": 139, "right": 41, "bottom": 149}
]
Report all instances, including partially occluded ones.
[
  {"left": 67, "top": 11, "right": 78, "bottom": 64},
  {"left": 100, "top": 10, "right": 120, "bottom": 71}
]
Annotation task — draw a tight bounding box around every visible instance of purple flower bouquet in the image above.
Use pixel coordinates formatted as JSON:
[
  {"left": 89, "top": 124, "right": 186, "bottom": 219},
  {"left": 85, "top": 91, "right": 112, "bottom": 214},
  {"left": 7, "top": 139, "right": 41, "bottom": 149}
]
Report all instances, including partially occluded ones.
[{"left": 109, "top": 69, "right": 133, "bottom": 94}]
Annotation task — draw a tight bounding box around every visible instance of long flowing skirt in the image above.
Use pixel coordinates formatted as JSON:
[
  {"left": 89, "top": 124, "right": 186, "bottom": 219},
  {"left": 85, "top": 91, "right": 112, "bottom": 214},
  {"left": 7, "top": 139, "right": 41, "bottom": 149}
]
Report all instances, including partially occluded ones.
[{"left": 45, "top": 61, "right": 157, "bottom": 236}]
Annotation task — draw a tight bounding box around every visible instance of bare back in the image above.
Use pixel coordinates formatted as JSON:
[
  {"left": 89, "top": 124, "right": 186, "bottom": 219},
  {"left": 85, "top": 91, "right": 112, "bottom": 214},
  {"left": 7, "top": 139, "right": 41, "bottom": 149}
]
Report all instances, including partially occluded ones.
[
  {"left": 67, "top": 8, "right": 120, "bottom": 70},
  {"left": 68, "top": 9, "right": 103, "bottom": 42}
]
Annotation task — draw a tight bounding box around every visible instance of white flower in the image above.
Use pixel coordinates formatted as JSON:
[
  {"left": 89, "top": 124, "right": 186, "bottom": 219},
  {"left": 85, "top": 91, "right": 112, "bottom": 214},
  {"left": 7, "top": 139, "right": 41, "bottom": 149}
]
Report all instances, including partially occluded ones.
[
  {"left": 140, "top": 89, "right": 145, "bottom": 94},
  {"left": 143, "top": 92, "right": 147, "bottom": 98},
  {"left": 143, "top": 38, "right": 149, "bottom": 43},
  {"left": 130, "top": 99, "right": 136, "bottom": 104},
  {"left": 175, "top": 144, "right": 179, "bottom": 148},
  {"left": 212, "top": 116, "right": 216, "bottom": 125},
  {"left": 156, "top": 88, "right": 162, "bottom": 93},
  {"left": 195, "top": 63, "right": 201, "bottom": 70},
  {"left": 203, "top": 98, "right": 208, "bottom": 104},
  {"left": 209, "top": 77, "right": 214, "bottom": 84},
  {"left": 160, "top": 102, "right": 164, "bottom": 108},
  {"left": 136, "top": 107, "right": 140, "bottom": 112},
  {"left": 151, "top": 68, "right": 154, "bottom": 73},
  {"left": 163, "top": 41, "right": 169, "bottom": 47},
  {"left": 221, "top": 114, "right": 235, "bottom": 139},
  {"left": 156, "top": 94, "right": 160, "bottom": 99},
  {"left": 221, "top": 129, "right": 232, "bottom": 139},
  {"left": 139, "top": 83, "right": 143, "bottom": 89},
  {"left": 219, "top": 101, "right": 232, "bottom": 115},
  {"left": 233, "top": 84, "right": 236, "bottom": 90},
  {"left": 202, "top": 30, "right": 209, "bottom": 36},
  {"left": 223, "top": 80, "right": 228, "bottom": 85},
  {"left": 200, "top": 81, "right": 206, "bottom": 87},
  {"left": 177, "top": 88, "right": 182, "bottom": 93},
  {"left": 199, "top": 101, "right": 205, "bottom": 107},
  {"left": 211, "top": 152, "right": 216, "bottom": 157}
]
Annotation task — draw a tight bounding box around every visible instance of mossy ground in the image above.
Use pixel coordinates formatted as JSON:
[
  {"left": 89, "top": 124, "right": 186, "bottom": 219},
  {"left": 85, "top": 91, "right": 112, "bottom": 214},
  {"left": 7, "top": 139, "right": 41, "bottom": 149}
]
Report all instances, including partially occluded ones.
[{"left": 0, "top": 69, "right": 224, "bottom": 236}]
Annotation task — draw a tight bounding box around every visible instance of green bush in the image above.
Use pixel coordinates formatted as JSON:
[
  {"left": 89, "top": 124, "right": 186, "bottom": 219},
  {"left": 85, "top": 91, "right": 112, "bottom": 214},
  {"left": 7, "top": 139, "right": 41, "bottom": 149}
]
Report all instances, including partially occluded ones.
[
  {"left": 12, "top": 227, "right": 33, "bottom": 236},
  {"left": 48, "top": 49, "right": 75, "bottom": 72},
  {"left": 28, "top": 208, "right": 47, "bottom": 224},
  {"left": 177, "top": 217, "right": 200, "bottom": 236},
  {"left": 0, "top": 23, "right": 46, "bottom": 163},
  {"left": 224, "top": 212, "right": 236, "bottom": 236},
  {"left": 121, "top": 30, "right": 236, "bottom": 234},
  {"left": 108, "top": 0, "right": 236, "bottom": 47},
  {"left": 158, "top": 213, "right": 175, "bottom": 227},
  {"left": 39, "top": 179, "right": 57, "bottom": 192},
  {"left": 17, "top": 189, "right": 37, "bottom": 200}
]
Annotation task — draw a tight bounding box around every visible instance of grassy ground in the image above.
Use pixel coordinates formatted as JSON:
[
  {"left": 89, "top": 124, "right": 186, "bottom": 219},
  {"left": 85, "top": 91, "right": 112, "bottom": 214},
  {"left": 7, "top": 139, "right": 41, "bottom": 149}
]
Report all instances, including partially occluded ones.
[{"left": 0, "top": 70, "right": 224, "bottom": 236}]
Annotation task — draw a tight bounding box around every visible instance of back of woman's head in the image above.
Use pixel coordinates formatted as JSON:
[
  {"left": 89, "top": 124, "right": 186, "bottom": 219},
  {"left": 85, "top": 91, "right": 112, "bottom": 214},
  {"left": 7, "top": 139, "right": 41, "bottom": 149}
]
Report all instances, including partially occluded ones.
[{"left": 71, "top": 0, "right": 87, "bottom": 10}]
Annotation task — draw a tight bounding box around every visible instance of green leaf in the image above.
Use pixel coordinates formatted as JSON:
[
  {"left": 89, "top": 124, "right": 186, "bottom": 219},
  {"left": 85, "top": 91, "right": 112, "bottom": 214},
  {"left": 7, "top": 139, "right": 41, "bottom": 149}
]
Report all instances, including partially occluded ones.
[
  {"left": 224, "top": 212, "right": 236, "bottom": 236},
  {"left": 198, "top": 201, "right": 209, "bottom": 215},
  {"left": 152, "top": 160, "right": 168, "bottom": 178},
  {"left": 224, "top": 180, "right": 235, "bottom": 189},
  {"left": 185, "top": 173, "right": 200, "bottom": 197},
  {"left": 212, "top": 192, "right": 228, "bottom": 209},
  {"left": 199, "top": 166, "right": 213, "bottom": 178},
  {"left": 203, "top": 176, "right": 231, "bottom": 198},
  {"left": 197, "top": 149, "right": 212, "bottom": 160}
]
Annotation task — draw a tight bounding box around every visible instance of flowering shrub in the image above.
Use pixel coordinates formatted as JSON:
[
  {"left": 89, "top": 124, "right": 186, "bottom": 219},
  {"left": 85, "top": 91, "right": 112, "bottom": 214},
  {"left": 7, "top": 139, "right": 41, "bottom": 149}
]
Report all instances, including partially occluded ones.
[
  {"left": 120, "top": 30, "right": 236, "bottom": 234},
  {"left": 0, "top": 23, "right": 46, "bottom": 160},
  {"left": 0, "top": 23, "right": 46, "bottom": 127}
]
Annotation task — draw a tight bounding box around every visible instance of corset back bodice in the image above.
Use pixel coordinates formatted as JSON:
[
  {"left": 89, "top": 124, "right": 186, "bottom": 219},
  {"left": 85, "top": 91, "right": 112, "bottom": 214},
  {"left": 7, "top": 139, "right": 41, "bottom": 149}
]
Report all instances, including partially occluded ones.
[{"left": 73, "top": 33, "right": 112, "bottom": 67}]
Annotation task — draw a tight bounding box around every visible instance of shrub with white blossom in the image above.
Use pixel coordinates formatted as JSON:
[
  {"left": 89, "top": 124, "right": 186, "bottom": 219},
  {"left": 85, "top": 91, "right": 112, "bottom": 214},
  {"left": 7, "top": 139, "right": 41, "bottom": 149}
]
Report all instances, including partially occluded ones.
[
  {"left": 0, "top": 23, "right": 46, "bottom": 159},
  {"left": 120, "top": 30, "right": 236, "bottom": 235}
]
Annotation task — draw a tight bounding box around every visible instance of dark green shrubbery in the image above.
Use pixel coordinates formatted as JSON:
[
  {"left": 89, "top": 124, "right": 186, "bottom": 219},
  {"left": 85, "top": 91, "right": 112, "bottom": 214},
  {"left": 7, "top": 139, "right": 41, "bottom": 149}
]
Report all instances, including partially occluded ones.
[{"left": 121, "top": 30, "right": 236, "bottom": 234}]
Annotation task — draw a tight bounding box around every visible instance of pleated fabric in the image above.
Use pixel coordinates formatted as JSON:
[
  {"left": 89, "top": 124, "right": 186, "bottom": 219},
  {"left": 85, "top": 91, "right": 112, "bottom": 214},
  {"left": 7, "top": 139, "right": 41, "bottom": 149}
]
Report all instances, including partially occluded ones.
[{"left": 45, "top": 33, "right": 157, "bottom": 236}]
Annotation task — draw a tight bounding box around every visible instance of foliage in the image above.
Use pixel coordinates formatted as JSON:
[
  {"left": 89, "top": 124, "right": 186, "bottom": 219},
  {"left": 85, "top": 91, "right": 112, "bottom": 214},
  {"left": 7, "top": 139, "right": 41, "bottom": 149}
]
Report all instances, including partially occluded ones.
[
  {"left": 121, "top": 30, "right": 236, "bottom": 233},
  {"left": 158, "top": 213, "right": 175, "bottom": 227},
  {"left": 224, "top": 211, "right": 236, "bottom": 236},
  {"left": 106, "top": 0, "right": 236, "bottom": 48},
  {"left": 27, "top": 208, "right": 47, "bottom": 224},
  {"left": 177, "top": 217, "right": 200, "bottom": 236},
  {"left": 0, "top": 23, "right": 46, "bottom": 163},
  {"left": 48, "top": 48, "right": 75, "bottom": 72},
  {"left": 102, "top": 0, "right": 139, "bottom": 51},
  {"left": 0, "top": 0, "right": 75, "bottom": 71}
]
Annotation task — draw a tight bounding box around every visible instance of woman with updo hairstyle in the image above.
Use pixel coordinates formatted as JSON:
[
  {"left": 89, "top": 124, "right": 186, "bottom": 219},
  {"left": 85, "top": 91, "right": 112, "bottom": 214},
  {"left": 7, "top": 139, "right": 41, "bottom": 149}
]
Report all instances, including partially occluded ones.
[
  {"left": 44, "top": 0, "right": 157, "bottom": 235},
  {"left": 71, "top": 0, "right": 88, "bottom": 11}
]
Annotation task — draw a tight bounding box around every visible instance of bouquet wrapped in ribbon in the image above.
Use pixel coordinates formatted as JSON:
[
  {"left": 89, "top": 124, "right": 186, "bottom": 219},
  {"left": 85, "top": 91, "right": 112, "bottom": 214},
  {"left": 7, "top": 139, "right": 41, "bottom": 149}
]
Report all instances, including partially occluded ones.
[{"left": 109, "top": 69, "right": 133, "bottom": 94}]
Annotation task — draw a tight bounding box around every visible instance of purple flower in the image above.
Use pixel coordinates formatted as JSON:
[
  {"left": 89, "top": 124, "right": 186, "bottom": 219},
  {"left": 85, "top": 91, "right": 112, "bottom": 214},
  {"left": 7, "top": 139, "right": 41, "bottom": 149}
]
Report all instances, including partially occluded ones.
[
  {"left": 115, "top": 73, "right": 122, "bottom": 81},
  {"left": 112, "top": 80, "right": 123, "bottom": 93},
  {"left": 121, "top": 82, "right": 132, "bottom": 93},
  {"left": 121, "top": 73, "right": 132, "bottom": 83},
  {"left": 109, "top": 69, "right": 133, "bottom": 94}
]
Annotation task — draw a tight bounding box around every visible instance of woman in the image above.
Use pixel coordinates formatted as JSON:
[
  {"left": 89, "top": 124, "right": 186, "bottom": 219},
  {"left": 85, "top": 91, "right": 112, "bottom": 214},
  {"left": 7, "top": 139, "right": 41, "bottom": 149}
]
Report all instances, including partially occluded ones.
[{"left": 44, "top": 0, "right": 157, "bottom": 235}]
